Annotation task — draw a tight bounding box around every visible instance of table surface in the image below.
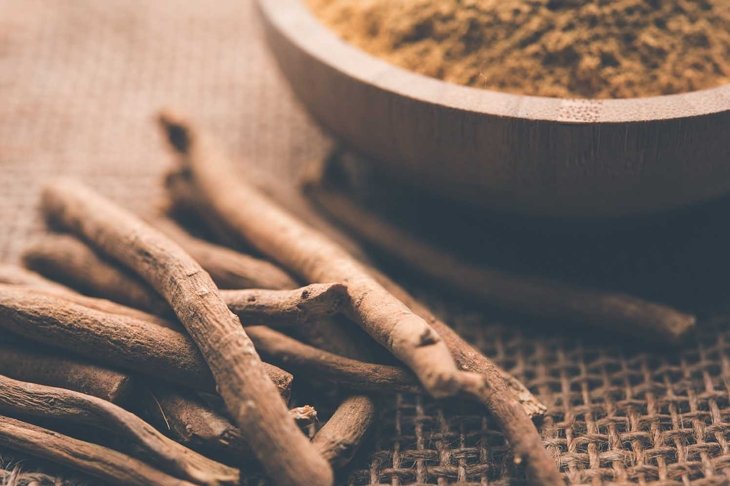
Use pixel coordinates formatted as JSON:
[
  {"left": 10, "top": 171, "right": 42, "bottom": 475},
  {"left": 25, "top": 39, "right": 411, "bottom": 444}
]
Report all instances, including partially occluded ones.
[{"left": 2, "top": 1, "right": 730, "bottom": 484}]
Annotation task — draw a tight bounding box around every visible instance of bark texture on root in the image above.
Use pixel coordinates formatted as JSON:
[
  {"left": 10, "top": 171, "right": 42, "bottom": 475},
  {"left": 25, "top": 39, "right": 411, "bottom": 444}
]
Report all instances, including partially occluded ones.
[
  {"left": 150, "top": 216, "right": 297, "bottom": 290},
  {"left": 0, "top": 374, "right": 238, "bottom": 485},
  {"left": 0, "top": 342, "right": 134, "bottom": 404},
  {"left": 159, "top": 112, "right": 461, "bottom": 398},
  {"left": 20, "top": 222, "right": 376, "bottom": 467},
  {"left": 0, "top": 337, "right": 257, "bottom": 478},
  {"left": 0, "top": 275, "right": 304, "bottom": 479},
  {"left": 158, "top": 113, "right": 562, "bottom": 485},
  {"left": 165, "top": 169, "right": 381, "bottom": 471},
  {"left": 299, "top": 167, "right": 547, "bottom": 418},
  {"left": 371, "top": 270, "right": 548, "bottom": 418},
  {"left": 223, "top": 283, "right": 348, "bottom": 326},
  {"left": 41, "top": 178, "right": 333, "bottom": 486},
  {"left": 164, "top": 165, "right": 368, "bottom": 261},
  {"left": 142, "top": 387, "right": 255, "bottom": 464},
  {"left": 0, "top": 285, "right": 292, "bottom": 397},
  {"left": 139, "top": 386, "right": 317, "bottom": 467},
  {"left": 9, "top": 280, "right": 170, "bottom": 327},
  {"left": 163, "top": 172, "right": 375, "bottom": 347},
  {"left": 247, "top": 325, "right": 420, "bottom": 393},
  {"left": 1, "top": 261, "right": 169, "bottom": 324},
  {"left": 23, "top": 235, "right": 346, "bottom": 328},
  {"left": 313, "top": 395, "right": 377, "bottom": 468},
  {"left": 0, "top": 415, "right": 198, "bottom": 486},
  {"left": 23, "top": 234, "right": 170, "bottom": 315}
]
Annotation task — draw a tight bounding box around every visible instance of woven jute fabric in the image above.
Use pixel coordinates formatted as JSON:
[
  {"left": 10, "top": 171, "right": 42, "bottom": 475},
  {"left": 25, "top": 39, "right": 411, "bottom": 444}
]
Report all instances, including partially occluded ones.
[{"left": 2, "top": 1, "right": 730, "bottom": 485}]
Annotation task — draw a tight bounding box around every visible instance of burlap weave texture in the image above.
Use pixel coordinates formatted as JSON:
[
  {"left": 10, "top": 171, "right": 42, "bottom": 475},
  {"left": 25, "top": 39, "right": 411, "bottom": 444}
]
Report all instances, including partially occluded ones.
[{"left": 1, "top": 1, "right": 730, "bottom": 485}]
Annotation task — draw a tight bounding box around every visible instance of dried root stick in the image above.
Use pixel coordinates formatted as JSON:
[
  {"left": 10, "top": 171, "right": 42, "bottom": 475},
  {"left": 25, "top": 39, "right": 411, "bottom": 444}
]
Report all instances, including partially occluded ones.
[
  {"left": 223, "top": 283, "right": 347, "bottom": 326},
  {"left": 157, "top": 118, "right": 544, "bottom": 413},
  {"left": 165, "top": 170, "right": 382, "bottom": 470},
  {"left": 26, "top": 218, "right": 372, "bottom": 353},
  {"left": 141, "top": 387, "right": 254, "bottom": 464},
  {"left": 371, "top": 270, "right": 548, "bottom": 418},
  {"left": 303, "top": 175, "right": 561, "bottom": 476},
  {"left": 313, "top": 395, "right": 377, "bottom": 467},
  {"left": 0, "top": 340, "right": 293, "bottom": 469},
  {"left": 294, "top": 172, "right": 547, "bottom": 417},
  {"left": 0, "top": 415, "right": 197, "bottom": 486},
  {"left": 165, "top": 165, "right": 368, "bottom": 261},
  {"left": 302, "top": 321, "right": 378, "bottom": 468},
  {"left": 0, "top": 339, "right": 251, "bottom": 470},
  {"left": 0, "top": 342, "right": 134, "bottom": 404},
  {"left": 159, "top": 113, "right": 460, "bottom": 396},
  {"left": 1, "top": 262, "right": 170, "bottom": 324},
  {"left": 311, "top": 206, "right": 558, "bottom": 472},
  {"left": 247, "top": 326, "right": 420, "bottom": 393},
  {"left": 163, "top": 169, "right": 245, "bottom": 249},
  {"left": 23, "top": 234, "right": 170, "bottom": 315},
  {"left": 21, "top": 229, "right": 377, "bottom": 468},
  {"left": 0, "top": 263, "right": 74, "bottom": 294},
  {"left": 150, "top": 216, "right": 297, "bottom": 289},
  {"left": 1, "top": 281, "right": 373, "bottom": 468},
  {"left": 0, "top": 340, "right": 262, "bottom": 472},
  {"left": 40, "top": 179, "right": 332, "bottom": 486},
  {"left": 0, "top": 288, "right": 407, "bottom": 393},
  {"left": 10, "top": 281, "right": 170, "bottom": 327},
  {"left": 0, "top": 374, "right": 238, "bottom": 485},
  {"left": 158, "top": 113, "right": 562, "bottom": 485},
  {"left": 1, "top": 328, "right": 304, "bottom": 472},
  {"left": 0, "top": 280, "right": 299, "bottom": 473},
  {"left": 24, "top": 235, "right": 345, "bottom": 327},
  {"left": 139, "top": 386, "right": 317, "bottom": 466},
  {"left": 304, "top": 179, "right": 695, "bottom": 343},
  {"left": 0, "top": 285, "right": 292, "bottom": 397}
]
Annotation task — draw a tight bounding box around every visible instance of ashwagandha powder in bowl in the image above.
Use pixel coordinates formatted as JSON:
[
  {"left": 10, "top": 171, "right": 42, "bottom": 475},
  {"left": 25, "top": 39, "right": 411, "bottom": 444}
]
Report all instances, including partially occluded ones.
[{"left": 307, "top": 0, "right": 730, "bottom": 99}]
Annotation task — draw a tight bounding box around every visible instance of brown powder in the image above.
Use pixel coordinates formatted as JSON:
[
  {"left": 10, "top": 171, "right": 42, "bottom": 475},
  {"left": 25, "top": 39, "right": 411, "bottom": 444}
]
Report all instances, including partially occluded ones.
[{"left": 307, "top": 0, "right": 730, "bottom": 98}]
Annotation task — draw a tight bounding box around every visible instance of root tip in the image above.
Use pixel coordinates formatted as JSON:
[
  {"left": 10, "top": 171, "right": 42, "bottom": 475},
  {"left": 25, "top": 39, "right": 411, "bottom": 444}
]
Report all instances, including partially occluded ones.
[{"left": 157, "top": 108, "right": 191, "bottom": 153}]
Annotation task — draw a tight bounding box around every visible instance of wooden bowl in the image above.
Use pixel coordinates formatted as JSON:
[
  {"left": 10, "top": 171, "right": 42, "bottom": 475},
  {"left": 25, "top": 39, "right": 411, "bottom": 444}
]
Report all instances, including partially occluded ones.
[{"left": 256, "top": 0, "right": 730, "bottom": 218}]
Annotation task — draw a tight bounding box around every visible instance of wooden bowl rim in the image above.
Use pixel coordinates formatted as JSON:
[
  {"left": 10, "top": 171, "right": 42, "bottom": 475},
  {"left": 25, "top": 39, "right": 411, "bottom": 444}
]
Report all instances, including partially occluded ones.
[{"left": 260, "top": 0, "right": 730, "bottom": 124}]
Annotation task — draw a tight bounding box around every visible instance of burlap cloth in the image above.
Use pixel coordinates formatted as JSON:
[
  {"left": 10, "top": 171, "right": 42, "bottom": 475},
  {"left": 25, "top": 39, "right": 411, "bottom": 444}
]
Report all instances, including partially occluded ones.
[{"left": 2, "top": 1, "right": 730, "bottom": 485}]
